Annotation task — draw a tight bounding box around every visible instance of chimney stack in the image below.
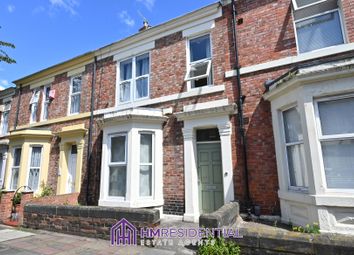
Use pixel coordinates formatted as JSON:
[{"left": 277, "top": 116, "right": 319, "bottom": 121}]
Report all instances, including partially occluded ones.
[{"left": 139, "top": 20, "right": 151, "bottom": 32}]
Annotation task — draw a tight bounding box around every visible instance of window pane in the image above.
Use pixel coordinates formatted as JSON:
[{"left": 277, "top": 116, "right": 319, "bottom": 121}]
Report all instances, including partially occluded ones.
[
  {"left": 120, "top": 82, "right": 131, "bottom": 102},
  {"left": 287, "top": 144, "right": 308, "bottom": 187},
  {"left": 70, "top": 94, "right": 81, "bottom": 114},
  {"left": 2, "top": 111, "right": 8, "bottom": 135},
  {"left": 30, "top": 147, "right": 42, "bottom": 168},
  {"left": 189, "top": 61, "right": 209, "bottom": 79},
  {"left": 140, "top": 133, "right": 152, "bottom": 163},
  {"left": 71, "top": 77, "right": 82, "bottom": 93},
  {"left": 28, "top": 168, "right": 40, "bottom": 190},
  {"left": 13, "top": 148, "right": 21, "bottom": 166},
  {"left": 140, "top": 165, "right": 152, "bottom": 197},
  {"left": 111, "top": 136, "right": 126, "bottom": 163},
  {"left": 31, "top": 103, "right": 38, "bottom": 122},
  {"left": 10, "top": 168, "right": 19, "bottom": 190},
  {"left": 318, "top": 97, "right": 354, "bottom": 135},
  {"left": 190, "top": 35, "right": 211, "bottom": 62},
  {"left": 136, "top": 78, "right": 148, "bottom": 99},
  {"left": 120, "top": 59, "right": 132, "bottom": 81},
  {"left": 109, "top": 166, "right": 126, "bottom": 197},
  {"left": 322, "top": 140, "right": 354, "bottom": 189},
  {"left": 283, "top": 107, "right": 303, "bottom": 143},
  {"left": 43, "top": 102, "right": 49, "bottom": 120},
  {"left": 136, "top": 53, "right": 149, "bottom": 77},
  {"left": 30, "top": 90, "right": 40, "bottom": 104},
  {"left": 44, "top": 87, "right": 50, "bottom": 101},
  {"left": 296, "top": 11, "right": 343, "bottom": 53}
]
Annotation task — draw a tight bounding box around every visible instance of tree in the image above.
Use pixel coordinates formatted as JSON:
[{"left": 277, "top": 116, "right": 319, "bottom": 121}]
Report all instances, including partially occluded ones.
[{"left": 0, "top": 26, "right": 16, "bottom": 64}]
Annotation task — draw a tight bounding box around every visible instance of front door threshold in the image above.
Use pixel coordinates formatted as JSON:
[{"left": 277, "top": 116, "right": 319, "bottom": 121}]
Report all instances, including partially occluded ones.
[{"left": 183, "top": 213, "right": 200, "bottom": 223}]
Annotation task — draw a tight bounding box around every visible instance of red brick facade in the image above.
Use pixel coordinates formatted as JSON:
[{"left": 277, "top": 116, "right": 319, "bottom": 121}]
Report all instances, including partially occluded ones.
[{"left": 5, "top": 1, "right": 354, "bottom": 217}]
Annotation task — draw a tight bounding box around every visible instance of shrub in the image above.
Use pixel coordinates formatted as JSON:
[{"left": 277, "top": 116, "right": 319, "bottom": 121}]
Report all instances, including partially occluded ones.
[
  {"left": 39, "top": 182, "right": 54, "bottom": 197},
  {"left": 292, "top": 222, "right": 320, "bottom": 234},
  {"left": 198, "top": 237, "right": 241, "bottom": 255},
  {"left": 12, "top": 192, "right": 22, "bottom": 205}
]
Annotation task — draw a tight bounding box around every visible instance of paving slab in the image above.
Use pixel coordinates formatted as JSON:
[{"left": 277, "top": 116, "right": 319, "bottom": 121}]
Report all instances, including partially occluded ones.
[{"left": 0, "top": 229, "right": 35, "bottom": 243}]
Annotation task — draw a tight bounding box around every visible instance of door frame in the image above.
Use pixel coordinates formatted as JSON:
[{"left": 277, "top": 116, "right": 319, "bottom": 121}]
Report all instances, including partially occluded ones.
[{"left": 181, "top": 114, "right": 235, "bottom": 222}]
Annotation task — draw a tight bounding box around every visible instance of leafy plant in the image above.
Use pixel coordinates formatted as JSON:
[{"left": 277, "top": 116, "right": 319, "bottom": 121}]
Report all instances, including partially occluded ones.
[
  {"left": 0, "top": 27, "right": 16, "bottom": 64},
  {"left": 198, "top": 237, "right": 241, "bottom": 255},
  {"left": 292, "top": 222, "right": 320, "bottom": 234},
  {"left": 39, "top": 182, "right": 54, "bottom": 197},
  {"left": 12, "top": 192, "right": 22, "bottom": 205}
]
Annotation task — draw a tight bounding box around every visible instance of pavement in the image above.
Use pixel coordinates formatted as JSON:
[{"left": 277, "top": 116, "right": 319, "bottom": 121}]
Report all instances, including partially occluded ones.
[{"left": 0, "top": 223, "right": 197, "bottom": 255}]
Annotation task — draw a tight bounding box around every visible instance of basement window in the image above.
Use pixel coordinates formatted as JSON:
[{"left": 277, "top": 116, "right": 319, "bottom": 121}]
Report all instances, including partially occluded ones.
[
  {"left": 185, "top": 34, "right": 212, "bottom": 89},
  {"left": 292, "top": 0, "right": 345, "bottom": 53}
]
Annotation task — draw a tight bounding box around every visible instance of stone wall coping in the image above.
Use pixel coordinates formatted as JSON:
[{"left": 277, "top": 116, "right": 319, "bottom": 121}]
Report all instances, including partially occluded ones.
[{"left": 199, "top": 202, "right": 239, "bottom": 228}]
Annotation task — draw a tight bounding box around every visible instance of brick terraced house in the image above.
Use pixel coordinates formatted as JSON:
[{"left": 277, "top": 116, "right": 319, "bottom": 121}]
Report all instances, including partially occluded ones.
[{"left": 1, "top": 0, "right": 354, "bottom": 235}]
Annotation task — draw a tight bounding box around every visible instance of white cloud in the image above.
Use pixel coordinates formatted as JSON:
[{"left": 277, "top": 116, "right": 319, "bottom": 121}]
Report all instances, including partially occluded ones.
[
  {"left": 0, "top": 80, "right": 9, "bottom": 88},
  {"left": 49, "top": 0, "right": 79, "bottom": 15},
  {"left": 7, "top": 5, "right": 15, "bottom": 13},
  {"left": 136, "top": 0, "right": 155, "bottom": 11},
  {"left": 119, "top": 11, "right": 135, "bottom": 27}
]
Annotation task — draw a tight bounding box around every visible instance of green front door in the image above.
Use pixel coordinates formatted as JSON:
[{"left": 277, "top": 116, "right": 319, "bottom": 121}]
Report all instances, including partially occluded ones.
[{"left": 197, "top": 143, "right": 224, "bottom": 213}]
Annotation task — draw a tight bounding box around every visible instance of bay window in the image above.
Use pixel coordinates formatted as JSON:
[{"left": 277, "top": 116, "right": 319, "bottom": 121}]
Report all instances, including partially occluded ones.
[
  {"left": 292, "top": 0, "right": 345, "bottom": 54},
  {"left": 30, "top": 89, "right": 40, "bottom": 123},
  {"left": 118, "top": 53, "right": 150, "bottom": 103},
  {"left": 139, "top": 133, "right": 153, "bottom": 197},
  {"left": 69, "top": 76, "right": 82, "bottom": 115},
  {"left": 185, "top": 34, "right": 212, "bottom": 88},
  {"left": 28, "top": 146, "right": 42, "bottom": 191},
  {"left": 282, "top": 107, "right": 308, "bottom": 189},
  {"left": 10, "top": 148, "right": 21, "bottom": 190},
  {"left": 108, "top": 134, "right": 127, "bottom": 197},
  {"left": 317, "top": 96, "right": 354, "bottom": 189}
]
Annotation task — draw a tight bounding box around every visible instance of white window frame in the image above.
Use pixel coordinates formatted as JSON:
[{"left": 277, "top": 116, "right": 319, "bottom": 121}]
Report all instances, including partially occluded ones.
[
  {"left": 41, "top": 85, "right": 51, "bottom": 121},
  {"left": 314, "top": 94, "right": 354, "bottom": 193},
  {"left": 68, "top": 75, "right": 82, "bottom": 116},
  {"left": 185, "top": 33, "right": 213, "bottom": 90},
  {"left": 281, "top": 105, "right": 309, "bottom": 192},
  {"left": 117, "top": 52, "right": 150, "bottom": 105},
  {"left": 0, "top": 99, "right": 11, "bottom": 136},
  {"left": 139, "top": 132, "right": 155, "bottom": 199},
  {"left": 26, "top": 146, "right": 42, "bottom": 192},
  {"left": 107, "top": 133, "right": 128, "bottom": 200},
  {"left": 10, "top": 147, "right": 21, "bottom": 191},
  {"left": 30, "top": 89, "right": 40, "bottom": 124},
  {"left": 292, "top": 0, "right": 346, "bottom": 54},
  {"left": 291, "top": 0, "right": 327, "bottom": 10}
]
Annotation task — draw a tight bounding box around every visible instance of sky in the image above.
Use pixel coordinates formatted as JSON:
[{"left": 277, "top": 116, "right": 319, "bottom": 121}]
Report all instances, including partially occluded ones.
[{"left": 0, "top": 0, "right": 217, "bottom": 89}]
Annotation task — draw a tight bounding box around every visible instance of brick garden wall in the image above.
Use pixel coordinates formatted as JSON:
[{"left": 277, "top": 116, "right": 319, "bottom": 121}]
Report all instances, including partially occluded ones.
[{"left": 23, "top": 204, "right": 160, "bottom": 240}]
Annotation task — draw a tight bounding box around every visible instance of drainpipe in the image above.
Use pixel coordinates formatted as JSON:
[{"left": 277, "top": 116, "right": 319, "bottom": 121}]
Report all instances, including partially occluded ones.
[
  {"left": 14, "top": 84, "right": 22, "bottom": 131},
  {"left": 230, "top": 0, "right": 252, "bottom": 213},
  {"left": 86, "top": 57, "right": 97, "bottom": 205}
]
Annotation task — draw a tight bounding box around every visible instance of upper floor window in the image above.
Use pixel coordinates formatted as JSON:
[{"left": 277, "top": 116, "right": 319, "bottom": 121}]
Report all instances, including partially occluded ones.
[
  {"left": 292, "top": 0, "right": 345, "bottom": 53},
  {"left": 30, "top": 89, "right": 40, "bottom": 123},
  {"left": 27, "top": 146, "right": 42, "bottom": 191},
  {"left": 1, "top": 101, "right": 11, "bottom": 135},
  {"left": 316, "top": 96, "right": 354, "bottom": 189},
  {"left": 10, "top": 147, "right": 21, "bottom": 190},
  {"left": 282, "top": 106, "right": 309, "bottom": 190},
  {"left": 41, "top": 85, "right": 50, "bottom": 121},
  {"left": 69, "top": 76, "right": 82, "bottom": 115},
  {"left": 185, "top": 34, "right": 212, "bottom": 88},
  {"left": 119, "top": 53, "right": 150, "bottom": 103}
]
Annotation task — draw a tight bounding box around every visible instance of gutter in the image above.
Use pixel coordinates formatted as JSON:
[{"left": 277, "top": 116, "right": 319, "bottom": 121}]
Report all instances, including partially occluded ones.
[
  {"left": 86, "top": 57, "right": 97, "bottom": 205},
  {"left": 230, "top": 0, "right": 252, "bottom": 214}
]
